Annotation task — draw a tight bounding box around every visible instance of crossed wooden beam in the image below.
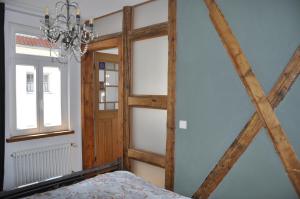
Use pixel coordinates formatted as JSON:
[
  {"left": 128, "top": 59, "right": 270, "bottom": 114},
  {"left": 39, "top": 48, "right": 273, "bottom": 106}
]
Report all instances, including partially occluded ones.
[{"left": 193, "top": 0, "right": 300, "bottom": 198}]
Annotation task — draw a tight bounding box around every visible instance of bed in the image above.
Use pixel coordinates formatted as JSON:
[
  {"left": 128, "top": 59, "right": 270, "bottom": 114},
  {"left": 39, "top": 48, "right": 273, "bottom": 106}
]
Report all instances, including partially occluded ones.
[
  {"left": 0, "top": 159, "right": 189, "bottom": 199},
  {"left": 23, "top": 171, "right": 189, "bottom": 199}
]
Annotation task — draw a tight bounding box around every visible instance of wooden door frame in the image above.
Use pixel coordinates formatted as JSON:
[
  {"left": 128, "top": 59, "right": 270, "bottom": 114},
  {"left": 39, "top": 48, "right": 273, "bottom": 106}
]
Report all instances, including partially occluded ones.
[{"left": 81, "top": 37, "right": 123, "bottom": 169}]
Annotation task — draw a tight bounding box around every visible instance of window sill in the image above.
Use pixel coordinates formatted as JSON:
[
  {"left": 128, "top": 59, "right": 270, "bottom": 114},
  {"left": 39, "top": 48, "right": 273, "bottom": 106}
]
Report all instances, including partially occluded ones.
[{"left": 6, "top": 130, "right": 75, "bottom": 143}]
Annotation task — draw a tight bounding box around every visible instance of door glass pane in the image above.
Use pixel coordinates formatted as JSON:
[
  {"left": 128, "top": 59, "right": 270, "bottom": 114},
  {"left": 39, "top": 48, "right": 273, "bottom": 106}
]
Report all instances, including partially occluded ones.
[
  {"left": 106, "top": 71, "right": 118, "bottom": 86},
  {"left": 97, "top": 62, "right": 118, "bottom": 111},
  {"left": 43, "top": 67, "right": 62, "bottom": 127},
  {"left": 16, "top": 65, "right": 37, "bottom": 129},
  {"left": 106, "top": 87, "right": 118, "bottom": 102},
  {"left": 106, "top": 102, "right": 115, "bottom": 110}
]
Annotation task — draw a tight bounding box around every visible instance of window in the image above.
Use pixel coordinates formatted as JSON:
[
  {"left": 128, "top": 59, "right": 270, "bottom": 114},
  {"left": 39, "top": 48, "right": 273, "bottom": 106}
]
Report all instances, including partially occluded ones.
[
  {"left": 26, "top": 73, "right": 34, "bottom": 93},
  {"left": 16, "top": 65, "right": 37, "bottom": 129},
  {"left": 43, "top": 67, "right": 62, "bottom": 127},
  {"left": 12, "top": 28, "right": 68, "bottom": 135},
  {"left": 43, "top": 74, "right": 50, "bottom": 93}
]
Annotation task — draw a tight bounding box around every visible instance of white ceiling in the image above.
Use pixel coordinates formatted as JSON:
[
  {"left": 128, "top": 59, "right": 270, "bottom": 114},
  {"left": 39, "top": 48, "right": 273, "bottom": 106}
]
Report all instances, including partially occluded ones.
[{"left": 0, "top": 0, "right": 148, "bottom": 19}]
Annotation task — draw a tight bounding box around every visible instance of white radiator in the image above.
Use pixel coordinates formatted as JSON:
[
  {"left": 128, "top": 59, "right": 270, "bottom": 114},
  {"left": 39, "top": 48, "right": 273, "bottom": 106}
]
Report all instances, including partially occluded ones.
[{"left": 12, "top": 143, "right": 73, "bottom": 187}]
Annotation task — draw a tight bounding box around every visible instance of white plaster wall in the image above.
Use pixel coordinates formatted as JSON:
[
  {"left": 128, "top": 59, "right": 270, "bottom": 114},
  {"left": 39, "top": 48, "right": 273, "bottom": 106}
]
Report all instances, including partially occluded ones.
[
  {"left": 132, "top": 36, "right": 168, "bottom": 95},
  {"left": 131, "top": 108, "right": 167, "bottom": 155},
  {"left": 131, "top": 160, "right": 165, "bottom": 188},
  {"left": 4, "top": 9, "right": 82, "bottom": 190},
  {"left": 93, "top": 11, "right": 123, "bottom": 37},
  {"left": 133, "top": 0, "right": 168, "bottom": 29}
]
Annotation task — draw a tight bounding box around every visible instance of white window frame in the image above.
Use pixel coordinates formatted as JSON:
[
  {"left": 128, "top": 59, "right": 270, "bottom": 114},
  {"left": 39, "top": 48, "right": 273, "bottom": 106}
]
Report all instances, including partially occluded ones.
[{"left": 8, "top": 23, "right": 69, "bottom": 136}]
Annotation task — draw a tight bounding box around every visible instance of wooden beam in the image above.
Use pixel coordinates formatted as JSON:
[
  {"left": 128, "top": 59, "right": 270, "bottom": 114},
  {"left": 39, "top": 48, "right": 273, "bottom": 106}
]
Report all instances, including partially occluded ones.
[
  {"left": 194, "top": 0, "right": 300, "bottom": 198},
  {"left": 88, "top": 37, "right": 121, "bottom": 51},
  {"left": 91, "top": 32, "right": 122, "bottom": 44},
  {"left": 165, "top": 0, "right": 177, "bottom": 191},
  {"left": 117, "top": 38, "right": 125, "bottom": 166},
  {"left": 122, "top": 6, "right": 134, "bottom": 170},
  {"left": 193, "top": 45, "right": 300, "bottom": 199},
  {"left": 81, "top": 51, "right": 95, "bottom": 169},
  {"left": 128, "top": 148, "right": 165, "bottom": 168},
  {"left": 94, "top": 52, "right": 119, "bottom": 64},
  {"left": 129, "top": 22, "right": 168, "bottom": 41},
  {"left": 128, "top": 95, "right": 167, "bottom": 109}
]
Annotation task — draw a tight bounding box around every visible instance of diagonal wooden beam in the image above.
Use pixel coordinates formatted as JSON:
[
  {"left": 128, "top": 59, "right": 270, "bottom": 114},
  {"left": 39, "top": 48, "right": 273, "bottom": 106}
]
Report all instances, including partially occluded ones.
[
  {"left": 193, "top": 0, "right": 300, "bottom": 198},
  {"left": 193, "top": 45, "right": 300, "bottom": 198}
]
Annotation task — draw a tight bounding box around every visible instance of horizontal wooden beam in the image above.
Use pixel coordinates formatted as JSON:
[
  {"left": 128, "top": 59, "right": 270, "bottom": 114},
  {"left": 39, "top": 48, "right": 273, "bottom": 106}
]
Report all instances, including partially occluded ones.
[
  {"left": 88, "top": 37, "right": 121, "bottom": 51},
  {"left": 129, "top": 22, "right": 168, "bottom": 41},
  {"left": 128, "top": 148, "right": 165, "bottom": 168},
  {"left": 94, "top": 52, "right": 119, "bottom": 63},
  {"left": 128, "top": 95, "right": 167, "bottom": 109},
  {"left": 91, "top": 32, "right": 122, "bottom": 43}
]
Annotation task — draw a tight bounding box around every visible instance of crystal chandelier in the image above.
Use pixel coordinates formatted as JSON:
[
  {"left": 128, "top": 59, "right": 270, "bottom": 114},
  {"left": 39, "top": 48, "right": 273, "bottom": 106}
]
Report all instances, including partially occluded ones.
[{"left": 40, "top": 0, "right": 94, "bottom": 62}]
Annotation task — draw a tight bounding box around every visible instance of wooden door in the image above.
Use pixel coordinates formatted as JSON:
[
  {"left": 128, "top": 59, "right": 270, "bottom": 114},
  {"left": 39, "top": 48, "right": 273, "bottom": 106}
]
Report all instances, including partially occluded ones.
[{"left": 93, "top": 51, "right": 122, "bottom": 167}]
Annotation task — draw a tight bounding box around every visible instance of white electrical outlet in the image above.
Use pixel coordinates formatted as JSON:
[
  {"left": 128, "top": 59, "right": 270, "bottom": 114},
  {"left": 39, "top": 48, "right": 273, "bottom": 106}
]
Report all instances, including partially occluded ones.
[{"left": 179, "top": 120, "right": 187, "bottom": 129}]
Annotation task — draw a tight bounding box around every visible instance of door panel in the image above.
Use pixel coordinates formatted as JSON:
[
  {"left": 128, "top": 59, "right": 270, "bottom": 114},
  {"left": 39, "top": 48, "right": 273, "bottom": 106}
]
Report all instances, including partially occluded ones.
[
  {"left": 94, "top": 51, "right": 121, "bottom": 167},
  {"left": 94, "top": 114, "right": 118, "bottom": 166}
]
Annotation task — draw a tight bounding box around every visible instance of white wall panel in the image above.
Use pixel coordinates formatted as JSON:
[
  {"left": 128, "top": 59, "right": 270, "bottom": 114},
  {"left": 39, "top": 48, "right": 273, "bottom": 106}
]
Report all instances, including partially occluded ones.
[
  {"left": 94, "top": 12, "right": 123, "bottom": 37},
  {"left": 132, "top": 36, "right": 168, "bottom": 95},
  {"left": 133, "top": 0, "right": 168, "bottom": 29},
  {"left": 131, "top": 160, "right": 165, "bottom": 188},
  {"left": 131, "top": 108, "right": 167, "bottom": 155}
]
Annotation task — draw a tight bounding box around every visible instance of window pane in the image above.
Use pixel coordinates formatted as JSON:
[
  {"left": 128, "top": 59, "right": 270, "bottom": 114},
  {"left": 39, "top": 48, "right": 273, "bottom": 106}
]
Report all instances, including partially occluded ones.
[
  {"left": 43, "top": 67, "right": 62, "bottom": 127},
  {"left": 106, "top": 87, "right": 118, "bottom": 102},
  {"left": 105, "top": 102, "right": 115, "bottom": 110},
  {"left": 16, "top": 33, "right": 60, "bottom": 57},
  {"left": 106, "top": 71, "right": 118, "bottom": 86},
  {"left": 16, "top": 65, "right": 37, "bottom": 129}
]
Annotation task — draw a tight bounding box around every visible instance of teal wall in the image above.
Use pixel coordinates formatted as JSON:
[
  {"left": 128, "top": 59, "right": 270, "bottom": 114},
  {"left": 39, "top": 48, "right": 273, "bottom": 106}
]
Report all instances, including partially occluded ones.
[{"left": 175, "top": 0, "right": 300, "bottom": 198}]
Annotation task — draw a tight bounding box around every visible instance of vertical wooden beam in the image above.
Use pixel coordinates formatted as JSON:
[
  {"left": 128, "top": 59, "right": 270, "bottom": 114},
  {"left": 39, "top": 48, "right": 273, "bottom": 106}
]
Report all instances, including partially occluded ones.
[
  {"left": 165, "top": 0, "right": 177, "bottom": 191},
  {"left": 122, "top": 6, "right": 133, "bottom": 170},
  {"left": 81, "top": 51, "right": 95, "bottom": 169},
  {"left": 195, "top": 0, "right": 300, "bottom": 197},
  {"left": 193, "top": 46, "right": 300, "bottom": 198},
  {"left": 118, "top": 39, "right": 124, "bottom": 163}
]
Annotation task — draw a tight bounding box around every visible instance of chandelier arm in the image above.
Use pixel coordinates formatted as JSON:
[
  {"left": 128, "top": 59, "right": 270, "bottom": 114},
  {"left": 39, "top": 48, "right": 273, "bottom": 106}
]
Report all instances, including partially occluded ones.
[
  {"left": 60, "top": 0, "right": 68, "bottom": 13},
  {"left": 47, "top": 33, "right": 61, "bottom": 43},
  {"left": 55, "top": 1, "right": 66, "bottom": 9},
  {"left": 68, "top": 4, "right": 78, "bottom": 8},
  {"left": 69, "top": 1, "right": 79, "bottom": 7},
  {"left": 56, "top": 14, "right": 68, "bottom": 21}
]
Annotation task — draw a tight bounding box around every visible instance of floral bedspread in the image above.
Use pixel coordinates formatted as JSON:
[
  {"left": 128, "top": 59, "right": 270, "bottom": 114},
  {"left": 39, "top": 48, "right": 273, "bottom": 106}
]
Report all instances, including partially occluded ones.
[{"left": 23, "top": 171, "right": 190, "bottom": 199}]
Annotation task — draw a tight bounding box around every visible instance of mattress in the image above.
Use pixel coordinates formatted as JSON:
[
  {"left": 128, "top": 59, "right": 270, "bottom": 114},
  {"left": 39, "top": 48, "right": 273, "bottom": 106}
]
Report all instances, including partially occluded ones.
[{"left": 23, "top": 171, "right": 190, "bottom": 199}]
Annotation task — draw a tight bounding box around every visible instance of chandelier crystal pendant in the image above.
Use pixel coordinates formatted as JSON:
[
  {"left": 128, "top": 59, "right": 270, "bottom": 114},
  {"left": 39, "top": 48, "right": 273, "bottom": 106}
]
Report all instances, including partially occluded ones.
[{"left": 40, "top": 0, "right": 94, "bottom": 62}]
